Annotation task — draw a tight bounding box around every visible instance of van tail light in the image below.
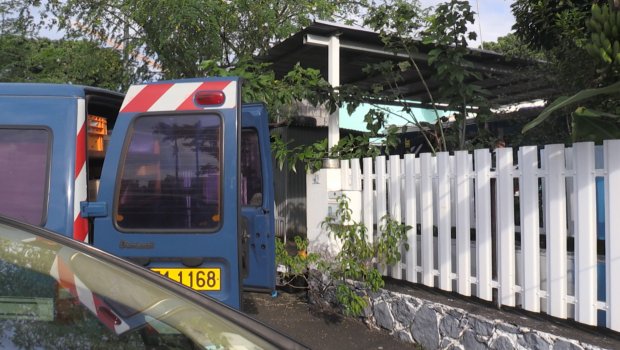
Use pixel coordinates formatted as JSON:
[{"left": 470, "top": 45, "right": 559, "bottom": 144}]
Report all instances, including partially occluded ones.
[{"left": 195, "top": 91, "right": 225, "bottom": 106}]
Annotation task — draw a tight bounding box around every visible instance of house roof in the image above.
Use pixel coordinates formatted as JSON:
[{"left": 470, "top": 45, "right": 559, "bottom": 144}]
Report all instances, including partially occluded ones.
[{"left": 263, "top": 21, "right": 554, "bottom": 109}]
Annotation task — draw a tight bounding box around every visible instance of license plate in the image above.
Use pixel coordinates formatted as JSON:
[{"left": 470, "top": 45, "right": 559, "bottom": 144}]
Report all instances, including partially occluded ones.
[{"left": 151, "top": 268, "right": 221, "bottom": 291}]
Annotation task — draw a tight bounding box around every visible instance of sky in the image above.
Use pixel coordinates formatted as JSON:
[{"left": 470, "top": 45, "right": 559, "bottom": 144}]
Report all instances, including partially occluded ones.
[{"left": 419, "top": 0, "right": 515, "bottom": 48}]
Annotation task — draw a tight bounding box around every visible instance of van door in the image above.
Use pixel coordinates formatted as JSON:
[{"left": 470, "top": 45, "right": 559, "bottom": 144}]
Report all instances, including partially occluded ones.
[
  {"left": 88, "top": 78, "right": 244, "bottom": 309},
  {"left": 240, "top": 104, "right": 276, "bottom": 292}
]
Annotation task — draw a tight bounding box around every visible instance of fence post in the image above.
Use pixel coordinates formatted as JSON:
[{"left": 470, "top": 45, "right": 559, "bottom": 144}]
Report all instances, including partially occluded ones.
[
  {"left": 420, "top": 153, "right": 434, "bottom": 287},
  {"left": 341, "top": 159, "right": 351, "bottom": 190},
  {"left": 351, "top": 158, "right": 362, "bottom": 191},
  {"left": 518, "top": 146, "right": 541, "bottom": 313},
  {"left": 455, "top": 150, "right": 472, "bottom": 296},
  {"left": 496, "top": 147, "right": 516, "bottom": 307},
  {"left": 376, "top": 156, "right": 387, "bottom": 275},
  {"left": 437, "top": 152, "right": 452, "bottom": 291},
  {"left": 362, "top": 157, "right": 374, "bottom": 245},
  {"left": 474, "top": 149, "right": 493, "bottom": 301},
  {"left": 573, "top": 142, "right": 597, "bottom": 325},
  {"left": 389, "top": 154, "right": 402, "bottom": 279},
  {"left": 544, "top": 144, "right": 568, "bottom": 319},
  {"left": 605, "top": 140, "right": 620, "bottom": 331},
  {"left": 404, "top": 154, "right": 417, "bottom": 283}
]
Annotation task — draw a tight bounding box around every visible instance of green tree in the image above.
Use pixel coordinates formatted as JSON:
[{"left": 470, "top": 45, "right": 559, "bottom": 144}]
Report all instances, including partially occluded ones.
[
  {"left": 511, "top": 0, "right": 592, "bottom": 52},
  {"left": 521, "top": 1, "right": 620, "bottom": 143},
  {"left": 0, "top": 0, "right": 40, "bottom": 35},
  {"left": 511, "top": 0, "right": 598, "bottom": 95},
  {"left": 421, "top": 0, "right": 491, "bottom": 150},
  {"left": 10, "top": 0, "right": 370, "bottom": 80},
  {"left": 480, "top": 34, "right": 574, "bottom": 146},
  {"left": 320, "top": 195, "right": 410, "bottom": 316},
  {"left": 358, "top": 0, "right": 493, "bottom": 152},
  {"left": 482, "top": 33, "right": 545, "bottom": 61},
  {"left": 0, "top": 35, "right": 129, "bottom": 90}
]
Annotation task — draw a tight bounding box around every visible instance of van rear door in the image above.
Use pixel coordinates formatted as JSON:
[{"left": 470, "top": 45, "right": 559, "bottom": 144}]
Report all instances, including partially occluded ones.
[
  {"left": 89, "top": 78, "right": 245, "bottom": 308},
  {"left": 240, "top": 104, "right": 276, "bottom": 292}
]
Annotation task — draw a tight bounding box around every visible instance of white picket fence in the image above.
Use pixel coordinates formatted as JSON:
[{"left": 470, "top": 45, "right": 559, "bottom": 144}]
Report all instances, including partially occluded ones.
[{"left": 337, "top": 140, "right": 620, "bottom": 332}]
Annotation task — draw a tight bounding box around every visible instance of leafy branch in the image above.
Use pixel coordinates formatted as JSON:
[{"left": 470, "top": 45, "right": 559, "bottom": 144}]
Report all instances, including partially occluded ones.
[{"left": 319, "top": 194, "right": 410, "bottom": 316}]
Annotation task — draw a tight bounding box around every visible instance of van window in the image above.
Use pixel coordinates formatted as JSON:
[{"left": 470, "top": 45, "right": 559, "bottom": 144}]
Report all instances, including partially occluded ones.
[
  {"left": 116, "top": 115, "right": 221, "bottom": 231},
  {"left": 0, "top": 128, "right": 50, "bottom": 225},
  {"left": 241, "top": 129, "right": 263, "bottom": 207}
]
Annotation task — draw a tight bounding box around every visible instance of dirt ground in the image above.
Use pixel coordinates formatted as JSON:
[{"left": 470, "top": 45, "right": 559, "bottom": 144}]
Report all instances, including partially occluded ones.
[
  {"left": 242, "top": 290, "right": 416, "bottom": 349},
  {"left": 243, "top": 278, "right": 620, "bottom": 350}
]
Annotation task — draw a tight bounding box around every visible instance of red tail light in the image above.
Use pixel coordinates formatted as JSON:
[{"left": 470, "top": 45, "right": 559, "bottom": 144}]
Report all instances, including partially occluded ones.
[{"left": 195, "top": 91, "right": 225, "bottom": 106}]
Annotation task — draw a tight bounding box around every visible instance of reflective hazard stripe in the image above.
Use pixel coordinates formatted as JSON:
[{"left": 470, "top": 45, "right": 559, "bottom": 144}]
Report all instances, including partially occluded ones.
[
  {"left": 74, "top": 100, "right": 89, "bottom": 242},
  {"left": 50, "top": 255, "right": 131, "bottom": 334},
  {"left": 120, "top": 80, "right": 236, "bottom": 113}
]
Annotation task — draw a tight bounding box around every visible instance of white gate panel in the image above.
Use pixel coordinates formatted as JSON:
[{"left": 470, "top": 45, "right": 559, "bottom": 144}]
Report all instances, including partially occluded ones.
[{"left": 309, "top": 139, "right": 620, "bottom": 332}]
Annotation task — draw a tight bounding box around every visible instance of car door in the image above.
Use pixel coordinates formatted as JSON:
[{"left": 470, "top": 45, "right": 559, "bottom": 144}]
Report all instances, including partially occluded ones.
[
  {"left": 240, "top": 104, "right": 276, "bottom": 292},
  {"left": 0, "top": 215, "right": 308, "bottom": 350},
  {"left": 87, "top": 78, "right": 245, "bottom": 309}
]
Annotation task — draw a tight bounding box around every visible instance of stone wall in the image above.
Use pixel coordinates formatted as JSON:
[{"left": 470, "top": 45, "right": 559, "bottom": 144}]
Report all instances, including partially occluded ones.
[{"left": 308, "top": 273, "right": 605, "bottom": 350}]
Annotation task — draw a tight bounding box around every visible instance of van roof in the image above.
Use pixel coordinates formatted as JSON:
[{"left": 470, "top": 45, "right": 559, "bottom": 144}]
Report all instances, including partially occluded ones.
[{"left": 0, "top": 83, "right": 124, "bottom": 99}]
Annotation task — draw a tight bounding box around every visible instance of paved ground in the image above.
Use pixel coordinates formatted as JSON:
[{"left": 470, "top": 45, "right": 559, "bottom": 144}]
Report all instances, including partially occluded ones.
[{"left": 242, "top": 291, "right": 416, "bottom": 349}]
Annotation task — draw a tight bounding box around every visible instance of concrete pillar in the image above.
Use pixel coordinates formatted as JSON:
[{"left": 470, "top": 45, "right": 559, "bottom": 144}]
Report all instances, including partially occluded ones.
[{"left": 327, "top": 35, "right": 340, "bottom": 150}]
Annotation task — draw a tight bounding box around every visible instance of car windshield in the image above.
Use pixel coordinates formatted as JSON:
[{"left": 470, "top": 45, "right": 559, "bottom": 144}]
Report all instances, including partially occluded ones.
[{"left": 0, "top": 219, "right": 297, "bottom": 349}]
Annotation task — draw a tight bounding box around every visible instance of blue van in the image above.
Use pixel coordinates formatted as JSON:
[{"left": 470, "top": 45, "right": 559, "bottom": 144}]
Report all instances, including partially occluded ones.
[{"left": 0, "top": 78, "right": 276, "bottom": 309}]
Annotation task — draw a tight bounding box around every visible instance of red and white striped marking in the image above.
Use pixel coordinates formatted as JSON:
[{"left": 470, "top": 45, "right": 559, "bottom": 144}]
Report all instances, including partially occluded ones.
[
  {"left": 50, "top": 255, "right": 130, "bottom": 334},
  {"left": 120, "top": 80, "right": 237, "bottom": 113},
  {"left": 74, "top": 99, "right": 89, "bottom": 242}
]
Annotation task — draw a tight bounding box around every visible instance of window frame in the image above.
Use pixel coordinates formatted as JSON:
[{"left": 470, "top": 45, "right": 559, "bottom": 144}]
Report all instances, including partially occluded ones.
[
  {"left": 113, "top": 112, "right": 224, "bottom": 233},
  {"left": 240, "top": 128, "right": 264, "bottom": 208},
  {"left": 0, "top": 125, "right": 52, "bottom": 226}
]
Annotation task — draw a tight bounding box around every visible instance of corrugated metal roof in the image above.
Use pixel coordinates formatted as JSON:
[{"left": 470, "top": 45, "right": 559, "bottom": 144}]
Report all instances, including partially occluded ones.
[{"left": 263, "top": 21, "right": 554, "bottom": 108}]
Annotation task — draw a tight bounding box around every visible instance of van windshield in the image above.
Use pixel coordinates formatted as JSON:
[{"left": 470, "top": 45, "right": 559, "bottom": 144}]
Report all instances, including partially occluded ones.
[
  {"left": 116, "top": 114, "right": 221, "bottom": 231},
  {"left": 0, "top": 128, "right": 50, "bottom": 225}
]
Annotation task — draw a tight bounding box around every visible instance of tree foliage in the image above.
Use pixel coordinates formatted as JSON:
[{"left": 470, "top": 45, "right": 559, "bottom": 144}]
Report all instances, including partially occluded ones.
[
  {"left": 511, "top": 0, "right": 592, "bottom": 52},
  {"left": 0, "top": 35, "right": 129, "bottom": 90},
  {"left": 8, "top": 0, "right": 370, "bottom": 80},
  {"left": 320, "top": 195, "right": 410, "bottom": 316},
  {"left": 0, "top": 0, "right": 40, "bottom": 35},
  {"left": 421, "top": 0, "right": 491, "bottom": 150},
  {"left": 482, "top": 33, "right": 545, "bottom": 61},
  {"left": 511, "top": 0, "right": 599, "bottom": 94},
  {"left": 521, "top": 1, "right": 620, "bottom": 143},
  {"left": 359, "top": 0, "right": 494, "bottom": 152},
  {"left": 200, "top": 59, "right": 332, "bottom": 121}
]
